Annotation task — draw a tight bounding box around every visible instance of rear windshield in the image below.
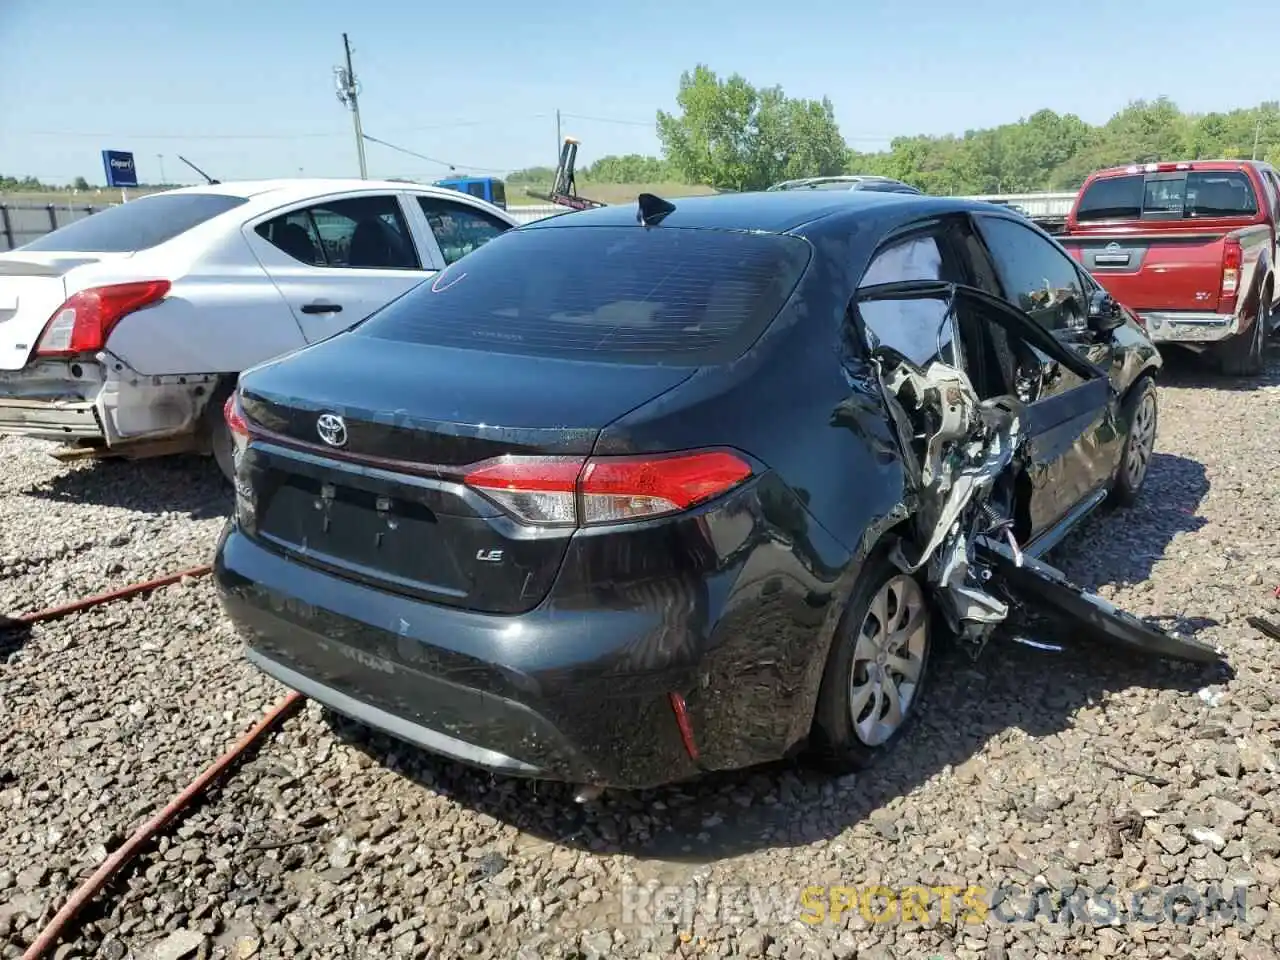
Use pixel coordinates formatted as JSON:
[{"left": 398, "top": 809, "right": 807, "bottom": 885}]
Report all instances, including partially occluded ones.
[
  {"left": 1076, "top": 171, "right": 1258, "bottom": 221},
  {"left": 355, "top": 225, "right": 812, "bottom": 365},
  {"left": 20, "top": 193, "right": 247, "bottom": 253}
]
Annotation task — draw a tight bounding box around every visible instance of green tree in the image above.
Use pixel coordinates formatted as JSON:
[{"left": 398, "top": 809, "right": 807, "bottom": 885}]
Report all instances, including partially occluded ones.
[
  {"left": 506, "top": 165, "right": 557, "bottom": 184},
  {"left": 583, "top": 154, "right": 674, "bottom": 183},
  {"left": 73, "top": 176, "right": 91, "bottom": 191},
  {"left": 657, "top": 65, "right": 845, "bottom": 191}
]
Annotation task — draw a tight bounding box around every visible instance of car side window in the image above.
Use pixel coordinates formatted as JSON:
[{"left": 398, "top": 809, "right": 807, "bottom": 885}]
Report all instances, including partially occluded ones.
[
  {"left": 1264, "top": 170, "right": 1280, "bottom": 222},
  {"left": 417, "top": 197, "right": 511, "bottom": 266},
  {"left": 257, "top": 195, "right": 420, "bottom": 270},
  {"left": 857, "top": 233, "right": 954, "bottom": 367},
  {"left": 975, "top": 215, "right": 1087, "bottom": 334},
  {"left": 255, "top": 209, "right": 326, "bottom": 266}
]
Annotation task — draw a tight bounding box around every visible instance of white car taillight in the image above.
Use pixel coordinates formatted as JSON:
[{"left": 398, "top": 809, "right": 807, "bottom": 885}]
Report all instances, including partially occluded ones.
[{"left": 36, "top": 280, "right": 171, "bottom": 357}]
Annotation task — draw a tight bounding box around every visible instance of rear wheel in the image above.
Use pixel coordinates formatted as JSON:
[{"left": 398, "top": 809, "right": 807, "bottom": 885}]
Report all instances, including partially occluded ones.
[
  {"left": 203, "top": 382, "right": 236, "bottom": 485},
  {"left": 809, "top": 552, "right": 932, "bottom": 774},
  {"left": 1109, "top": 374, "right": 1157, "bottom": 508},
  {"left": 1219, "top": 310, "right": 1266, "bottom": 377}
]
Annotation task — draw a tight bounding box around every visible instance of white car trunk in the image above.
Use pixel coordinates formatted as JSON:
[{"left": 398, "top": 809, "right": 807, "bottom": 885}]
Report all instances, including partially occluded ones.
[{"left": 0, "top": 252, "right": 131, "bottom": 370}]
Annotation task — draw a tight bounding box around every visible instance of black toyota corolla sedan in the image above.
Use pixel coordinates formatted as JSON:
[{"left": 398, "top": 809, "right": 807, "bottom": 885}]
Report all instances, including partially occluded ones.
[{"left": 214, "top": 189, "right": 1216, "bottom": 792}]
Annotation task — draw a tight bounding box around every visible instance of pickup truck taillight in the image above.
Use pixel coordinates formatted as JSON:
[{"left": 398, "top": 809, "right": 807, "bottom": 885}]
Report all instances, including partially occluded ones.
[
  {"left": 1221, "top": 239, "right": 1243, "bottom": 306},
  {"left": 35, "top": 280, "right": 171, "bottom": 357}
]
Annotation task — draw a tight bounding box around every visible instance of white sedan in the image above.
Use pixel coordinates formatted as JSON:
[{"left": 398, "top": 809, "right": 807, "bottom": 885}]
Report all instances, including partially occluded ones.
[{"left": 0, "top": 178, "right": 518, "bottom": 479}]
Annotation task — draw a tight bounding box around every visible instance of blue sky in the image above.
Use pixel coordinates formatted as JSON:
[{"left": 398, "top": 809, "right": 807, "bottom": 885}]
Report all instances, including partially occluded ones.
[{"left": 1, "top": 0, "right": 1274, "bottom": 186}]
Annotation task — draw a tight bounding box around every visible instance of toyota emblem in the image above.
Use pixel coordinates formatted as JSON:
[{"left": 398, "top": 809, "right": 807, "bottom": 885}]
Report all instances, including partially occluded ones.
[
  {"left": 316, "top": 413, "right": 348, "bottom": 448},
  {"left": 1105, "top": 241, "right": 1121, "bottom": 251}
]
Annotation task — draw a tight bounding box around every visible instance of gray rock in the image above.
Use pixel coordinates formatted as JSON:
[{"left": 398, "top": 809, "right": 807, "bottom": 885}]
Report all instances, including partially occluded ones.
[{"left": 144, "top": 930, "right": 205, "bottom": 960}]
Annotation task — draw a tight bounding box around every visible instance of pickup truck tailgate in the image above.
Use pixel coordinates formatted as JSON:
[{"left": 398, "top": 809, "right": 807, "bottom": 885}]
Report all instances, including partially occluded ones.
[{"left": 1061, "top": 233, "right": 1226, "bottom": 313}]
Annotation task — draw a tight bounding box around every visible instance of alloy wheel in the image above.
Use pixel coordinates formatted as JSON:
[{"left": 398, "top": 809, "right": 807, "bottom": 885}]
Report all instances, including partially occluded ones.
[
  {"left": 848, "top": 574, "right": 929, "bottom": 747},
  {"left": 1124, "top": 391, "right": 1157, "bottom": 490}
]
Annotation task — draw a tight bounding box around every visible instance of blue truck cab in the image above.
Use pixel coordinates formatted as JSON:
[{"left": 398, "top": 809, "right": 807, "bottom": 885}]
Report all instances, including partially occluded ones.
[{"left": 433, "top": 176, "right": 507, "bottom": 210}]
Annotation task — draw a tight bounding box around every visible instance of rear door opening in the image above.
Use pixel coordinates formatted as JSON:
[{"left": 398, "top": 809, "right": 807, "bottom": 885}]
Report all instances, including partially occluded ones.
[{"left": 235, "top": 223, "right": 811, "bottom": 615}]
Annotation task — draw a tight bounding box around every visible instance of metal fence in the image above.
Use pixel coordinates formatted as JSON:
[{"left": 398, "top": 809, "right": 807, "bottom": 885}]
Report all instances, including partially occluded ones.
[
  {"left": 0, "top": 202, "right": 105, "bottom": 252},
  {"left": 0, "top": 194, "right": 1080, "bottom": 253},
  {"left": 968, "top": 192, "right": 1077, "bottom": 217}
]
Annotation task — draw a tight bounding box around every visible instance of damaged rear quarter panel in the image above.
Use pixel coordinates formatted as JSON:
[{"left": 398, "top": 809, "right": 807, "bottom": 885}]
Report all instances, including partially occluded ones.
[{"left": 594, "top": 232, "right": 912, "bottom": 760}]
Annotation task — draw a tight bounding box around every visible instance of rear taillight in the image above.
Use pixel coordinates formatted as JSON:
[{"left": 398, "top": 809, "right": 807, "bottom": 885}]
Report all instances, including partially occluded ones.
[
  {"left": 1221, "top": 239, "right": 1243, "bottom": 304},
  {"left": 223, "top": 391, "right": 250, "bottom": 458},
  {"left": 463, "top": 450, "right": 753, "bottom": 527},
  {"left": 35, "top": 280, "right": 171, "bottom": 357}
]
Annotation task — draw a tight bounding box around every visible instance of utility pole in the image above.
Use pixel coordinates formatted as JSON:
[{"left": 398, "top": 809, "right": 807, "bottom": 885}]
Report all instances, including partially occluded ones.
[
  {"left": 156, "top": 153, "right": 166, "bottom": 185},
  {"left": 335, "top": 33, "right": 368, "bottom": 179},
  {"left": 556, "top": 108, "right": 562, "bottom": 153},
  {"left": 1253, "top": 118, "right": 1262, "bottom": 161}
]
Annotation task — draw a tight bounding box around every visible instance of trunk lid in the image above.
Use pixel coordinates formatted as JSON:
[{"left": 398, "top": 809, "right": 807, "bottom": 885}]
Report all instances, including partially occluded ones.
[
  {"left": 0, "top": 252, "right": 131, "bottom": 370},
  {"left": 1062, "top": 232, "right": 1229, "bottom": 312},
  {"left": 237, "top": 333, "right": 697, "bottom": 614}
]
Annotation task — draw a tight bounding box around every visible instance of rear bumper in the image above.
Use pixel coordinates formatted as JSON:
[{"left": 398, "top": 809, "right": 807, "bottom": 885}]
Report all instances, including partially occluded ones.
[
  {"left": 1140, "top": 311, "right": 1239, "bottom": 344},
  {"left": 214, "top": 524, "right": 707, "bottom": 788},
  {"left": 0, "top": 355, "right": 219, "bottom": 447},
  {"left": 0, "top": 396, "right": 103, "bottom": 439}
]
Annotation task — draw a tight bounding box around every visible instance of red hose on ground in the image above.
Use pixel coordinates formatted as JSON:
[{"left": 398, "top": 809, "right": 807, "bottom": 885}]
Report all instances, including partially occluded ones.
[
  {"left": 15, "top": 564, "right": 213, "bottom": 624},
  {"left": 20, "top": 690, "right": 306, "bottom": 960}
]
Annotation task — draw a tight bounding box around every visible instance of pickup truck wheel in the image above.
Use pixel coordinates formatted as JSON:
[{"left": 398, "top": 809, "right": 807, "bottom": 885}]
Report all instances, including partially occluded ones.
[
  {"left": 1219, "top": 312, "right": 1265, "bottom": 377},
  {"left": 808, "top": 551, "right": 933, "bottom": 774},
  {"left": 1109, "top": 375, "right": 1157, "bottom": 508}
]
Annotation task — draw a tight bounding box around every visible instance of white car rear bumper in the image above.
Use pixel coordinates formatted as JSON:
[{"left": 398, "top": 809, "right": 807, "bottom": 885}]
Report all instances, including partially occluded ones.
[
  {"left": 0, "top": 354, "right": 220, "bottom": 447},
  {"left": 0, "top": 395, "right": 102, "bottom": 439}
]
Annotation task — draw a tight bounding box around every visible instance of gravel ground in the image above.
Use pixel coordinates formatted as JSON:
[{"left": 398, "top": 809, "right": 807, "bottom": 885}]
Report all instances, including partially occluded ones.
[{"left": 2, "top": 353, "right": 1279, "bottom": 960}]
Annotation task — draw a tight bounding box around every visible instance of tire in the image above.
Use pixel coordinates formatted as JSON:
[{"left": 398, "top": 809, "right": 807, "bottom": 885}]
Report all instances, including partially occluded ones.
[
  {"left": 808, "top": 551, "right": 933, "bottom": 774},
  {"left": 1219, "top": 310, "right": 1266, "bottom": 377},
  {"left": 1108, "top": 374, "right": 1157, "bottom": 508},
  {"left": 203, "top": 382, "right": 236, "bottom": 485}
]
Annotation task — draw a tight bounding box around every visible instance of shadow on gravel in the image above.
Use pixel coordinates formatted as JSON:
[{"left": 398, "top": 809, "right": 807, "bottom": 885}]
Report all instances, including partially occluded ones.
[
  {"left": 1046, "top": 452, "right": 1208, "bottom": 589},
  {"left": 1155, "top": 341, "right": 1280, "bottom": 392},
  {"left": 0, "top": 614, "right": 31, "bottom": 658},
  {"left": 328, "top": 634, "right": 1229, "bottom": 866},
  {"left": 22, "top": 455, "right": 232, "bottom": 520}
]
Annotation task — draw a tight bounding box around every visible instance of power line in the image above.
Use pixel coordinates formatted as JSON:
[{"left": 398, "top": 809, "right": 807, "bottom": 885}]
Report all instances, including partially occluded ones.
[
  {"left": 9, "top": 115, "right": 553, "bottom": 141},
  {"left": 560, "top": 112, "right": 655, "bottom": 128},
  {"left": 360, "top": 133, "right": 509, "bottom": 174},
  {"left": 14, "top": 129, "right": 343, "bottom": 141}
]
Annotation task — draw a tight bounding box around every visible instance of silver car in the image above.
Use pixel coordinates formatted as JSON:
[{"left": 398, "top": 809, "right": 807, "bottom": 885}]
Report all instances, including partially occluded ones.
[{"left": 766, "top": 175, "right": 922, "bottom": 194}]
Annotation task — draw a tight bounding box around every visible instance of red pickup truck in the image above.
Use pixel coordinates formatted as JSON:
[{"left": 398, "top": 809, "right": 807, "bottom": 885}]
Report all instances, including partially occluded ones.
[{"left": 1059, "top": 160, "right": 1280, "bottom": 375}]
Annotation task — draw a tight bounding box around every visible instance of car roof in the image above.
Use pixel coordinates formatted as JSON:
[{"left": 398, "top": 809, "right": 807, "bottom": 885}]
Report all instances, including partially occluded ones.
[
  {"left": 137, "top": 178, "right": 516, "bottom": 222},
  {"left": 152, "top": 178, "right": 492, "bottom": 205},
  {"left": 521, "top": 190, "right": 987, "bottom": 234}
]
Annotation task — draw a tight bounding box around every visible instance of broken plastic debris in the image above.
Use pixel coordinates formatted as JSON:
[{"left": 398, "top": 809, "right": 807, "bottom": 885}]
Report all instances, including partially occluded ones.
[
  {"left": 1197, "top": 688, "right": 1225, "bottom": 707},
  {"left": 1009, "top": 636, "right": 1063, "bottom": 652}
]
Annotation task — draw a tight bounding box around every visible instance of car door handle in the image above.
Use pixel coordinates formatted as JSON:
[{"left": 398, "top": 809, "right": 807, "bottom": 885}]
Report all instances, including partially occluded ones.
[{"left": 300, "top": 302, "right": 343, "bottom": 314}]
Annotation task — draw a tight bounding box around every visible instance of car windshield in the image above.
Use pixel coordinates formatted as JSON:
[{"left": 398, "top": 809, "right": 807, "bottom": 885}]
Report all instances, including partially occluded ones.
[
  {"left": 19, "top": 192, "right": 247, "bottom": 252},
  {"left": 355, "top": 224, "right": 812, "bottom": 365}
]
